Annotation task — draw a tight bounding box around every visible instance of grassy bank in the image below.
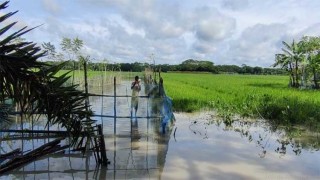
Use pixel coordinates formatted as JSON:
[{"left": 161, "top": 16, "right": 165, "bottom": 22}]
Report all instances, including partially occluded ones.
[{"left": 161, "top": 73, "right": 320, "bottom": 127}]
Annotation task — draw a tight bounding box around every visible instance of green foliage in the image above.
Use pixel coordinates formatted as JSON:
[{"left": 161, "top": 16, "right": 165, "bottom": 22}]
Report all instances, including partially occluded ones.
[
  {"left": 162, "top": 73, "right": 320, "bottom": 126},
  {"left": 60, "top": 37, "right": 83, "bottom": 61},
  {"left": 0, "top": 1, "right": 94, "bottom": 148},
  {"left": 274, "top": 36, "right": 320, "bottom": 89},
  {"left": 43, "top": 59, "right": 285, "bottom": 75},
  {"left": 42, "top": 42, "right": 56, "bottom": 60},
  {"left": 180, "top": 59, "right": 216, "bottom": 72}
]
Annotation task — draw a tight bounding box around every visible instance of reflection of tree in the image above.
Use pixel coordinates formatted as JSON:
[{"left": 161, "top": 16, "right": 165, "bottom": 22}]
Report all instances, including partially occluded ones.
[
  {"left": 235, "top": 121, "right": 318, "bottom": 157},
  {"left": 191, "top": 116, "right": 320, "bottom": 157}
]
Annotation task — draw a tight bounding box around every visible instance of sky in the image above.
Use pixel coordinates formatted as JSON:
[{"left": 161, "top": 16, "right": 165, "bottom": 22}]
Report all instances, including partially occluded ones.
[{"left": 2, "top": 0, "right": 320, "bottom": 67}]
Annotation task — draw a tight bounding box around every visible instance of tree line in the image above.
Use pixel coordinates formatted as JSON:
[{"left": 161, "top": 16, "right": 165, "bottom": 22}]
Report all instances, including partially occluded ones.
[
  {"left": 44, "top": 59, "right": 285, "bottom": 75},
  {"left": 42, "top": 38, "right": 285, "bottom": 75}
]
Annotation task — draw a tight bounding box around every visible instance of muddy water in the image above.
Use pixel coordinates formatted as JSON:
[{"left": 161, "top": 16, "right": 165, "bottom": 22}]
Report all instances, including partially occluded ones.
[
  {"left": 1, "top": 80, "right": 320, "bottom": 179},
  {"left": 0, "top": 80, "right": 170, "bottom": 179},
  {"left": 163, "top": 112, "right": 320, "bottom": 180}
]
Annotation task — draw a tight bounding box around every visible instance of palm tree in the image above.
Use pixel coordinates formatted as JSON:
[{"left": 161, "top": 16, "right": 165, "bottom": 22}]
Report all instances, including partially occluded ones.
[
  {"left": 274, "top": 40, "right": 303, "bottom": 87},
  {"left": 0, "top": 1, "right": 94, "bottom": 147},
  {"left": 274, "top": 53, "right": 294, "bottom": 86}
]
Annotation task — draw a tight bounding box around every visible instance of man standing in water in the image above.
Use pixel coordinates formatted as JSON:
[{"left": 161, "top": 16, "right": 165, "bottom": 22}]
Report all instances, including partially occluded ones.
[{"left": 131, "top": 76, "right": 141, "bottom": 119}]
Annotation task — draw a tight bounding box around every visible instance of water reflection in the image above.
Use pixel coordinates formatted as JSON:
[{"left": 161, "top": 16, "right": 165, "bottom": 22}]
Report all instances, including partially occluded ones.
[
  {"left": 2, "top": 79, "right": 320, "bottom": 179},
  {"left": 162, "top": 112, "right": 320, "bottom": 179},
  {"left": 188, "top": 112, "right": 320, "bottom": 157},
  {"left": 1, "top": 79, "right": 173, "bottom": 179}
]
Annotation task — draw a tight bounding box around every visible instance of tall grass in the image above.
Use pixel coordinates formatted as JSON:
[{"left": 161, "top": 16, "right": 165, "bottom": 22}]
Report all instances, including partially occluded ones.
[{"left": 161, "top": 73, "right": 320, "bottom": 127}]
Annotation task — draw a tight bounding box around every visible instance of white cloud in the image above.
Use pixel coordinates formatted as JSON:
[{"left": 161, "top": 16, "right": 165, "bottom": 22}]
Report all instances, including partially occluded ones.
[
  {"left": 42, "top": 0, "right": 60, "bottom": 14},
  {"left": 221, "top": 0, "right": 249, "bottom": 10},
  {"left": 227, "top": 23, "right": 289, "bottom": 66},
  {"left": 297, "top": 23, "right": 320, "bottom": 38},
  {"left": 3, "top": 0, "right": 320, "bottom": 67},
  {"left": 182, "top": 32, "right": 197, "bottom": 50},
  {"left": 158, "top": 21, "right": 184, "bottom": 38},
  {"left": 195, "top": 16, "right": 236, "bottom": 42},
  {"left": 192, "top": 41, "right": 217, "bottom": 54}
]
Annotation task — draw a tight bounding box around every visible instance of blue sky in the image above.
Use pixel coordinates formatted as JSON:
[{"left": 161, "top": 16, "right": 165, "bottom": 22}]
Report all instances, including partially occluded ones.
[{"left": 2, "top": 0, "right": 320, "bottom": 67}]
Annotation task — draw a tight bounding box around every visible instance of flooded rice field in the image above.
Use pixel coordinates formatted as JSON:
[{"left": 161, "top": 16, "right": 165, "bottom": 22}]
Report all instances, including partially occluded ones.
[
  {"left": 163, "top": 112, "right": 320, "bottom": 179},
  {"left": 1, "top": 79, "right": 320, "bottom": 179}
]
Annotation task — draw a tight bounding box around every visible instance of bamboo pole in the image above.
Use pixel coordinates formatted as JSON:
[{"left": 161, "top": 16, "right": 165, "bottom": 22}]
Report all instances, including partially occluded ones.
[
  {"left": 72, "top": 61, "right": 75, "bottom": 85},
  {"left": 0, "top": 129, "right": 69, "bottom": 134},
  {"left": 97, "top": 125, "right": 108, "bottom": 165},
  {"left": 84, "top": 61, "right": 89, "bottom": 111},
  {"left": 0, "top": 148, "right": 21, "bottom": 159},
  {"left": 113, "top": 76, "right": 117, "bottom": 177},
  {"left": 114, "top": 77, "right": 116, "bottom": 135},
  {"left": 101, "top": 75, "right": 104, "bottom": 127},
  {"left": 87, "top": 94, "right": 149, "bottom": 98},
  {"left": 92, "top": 115, "right": 162, "bottom": 118},
  {"left": 0, "top": 138, "right": 68, "bottom": 174}
]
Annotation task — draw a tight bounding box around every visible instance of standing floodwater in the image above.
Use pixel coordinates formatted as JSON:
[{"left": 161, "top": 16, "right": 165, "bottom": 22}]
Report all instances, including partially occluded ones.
[
  {"left": 1, "top": 78, "right": 320, "bottom": 179},
  {"left": 163, "top": 112, "right": 320, "bottom": 179},
  {"left": 1, "top": 78, "right": 173, "bottom": 179}
]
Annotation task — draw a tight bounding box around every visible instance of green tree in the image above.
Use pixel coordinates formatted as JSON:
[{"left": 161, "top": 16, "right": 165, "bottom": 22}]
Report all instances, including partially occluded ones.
[
  {"left": 253, "top": 66, "right": 263, "bottom": 74},
  {"left": 42, "top": 42, "right": 56, "bottom": 60},
  {"left": 274, "top": 40, "right": 302, "bottom": 87},
  {"left": 60, "top": 37, "right": 83, "bottom": 61},
  {"left": 60, "top": 37, "right": 84, "bottom": 83},
  {"left": 0, "top": 1, "right": 94, "bottom": 148},
  {"left": 299, "top": 36, "right": 320, "bottom": 88},
  {"left": 180, "top": 59, "right": 215, "bottom": 72}
]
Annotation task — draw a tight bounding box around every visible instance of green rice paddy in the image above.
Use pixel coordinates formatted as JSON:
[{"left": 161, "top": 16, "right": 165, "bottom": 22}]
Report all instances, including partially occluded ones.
[
  {"left": 161, "top": 73, "right": 320, "bottom": 127},
  {"left": 59, "top": 70, "right": 320, "bottom": 127}
]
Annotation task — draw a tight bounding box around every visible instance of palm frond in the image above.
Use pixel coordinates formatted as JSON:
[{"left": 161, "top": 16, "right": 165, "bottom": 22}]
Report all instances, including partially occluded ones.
[
  {"left": 281, "top": 48, "right": 293, "bottom": 57},
  {"left": 0, "top": 1, "right": 95, "bottom": 148},
  {"left": 282, "top": 41, "right": 293, "bottom": 51},
  {"left": 0, "top": 22, "right": 17, "bottom": 36}
]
